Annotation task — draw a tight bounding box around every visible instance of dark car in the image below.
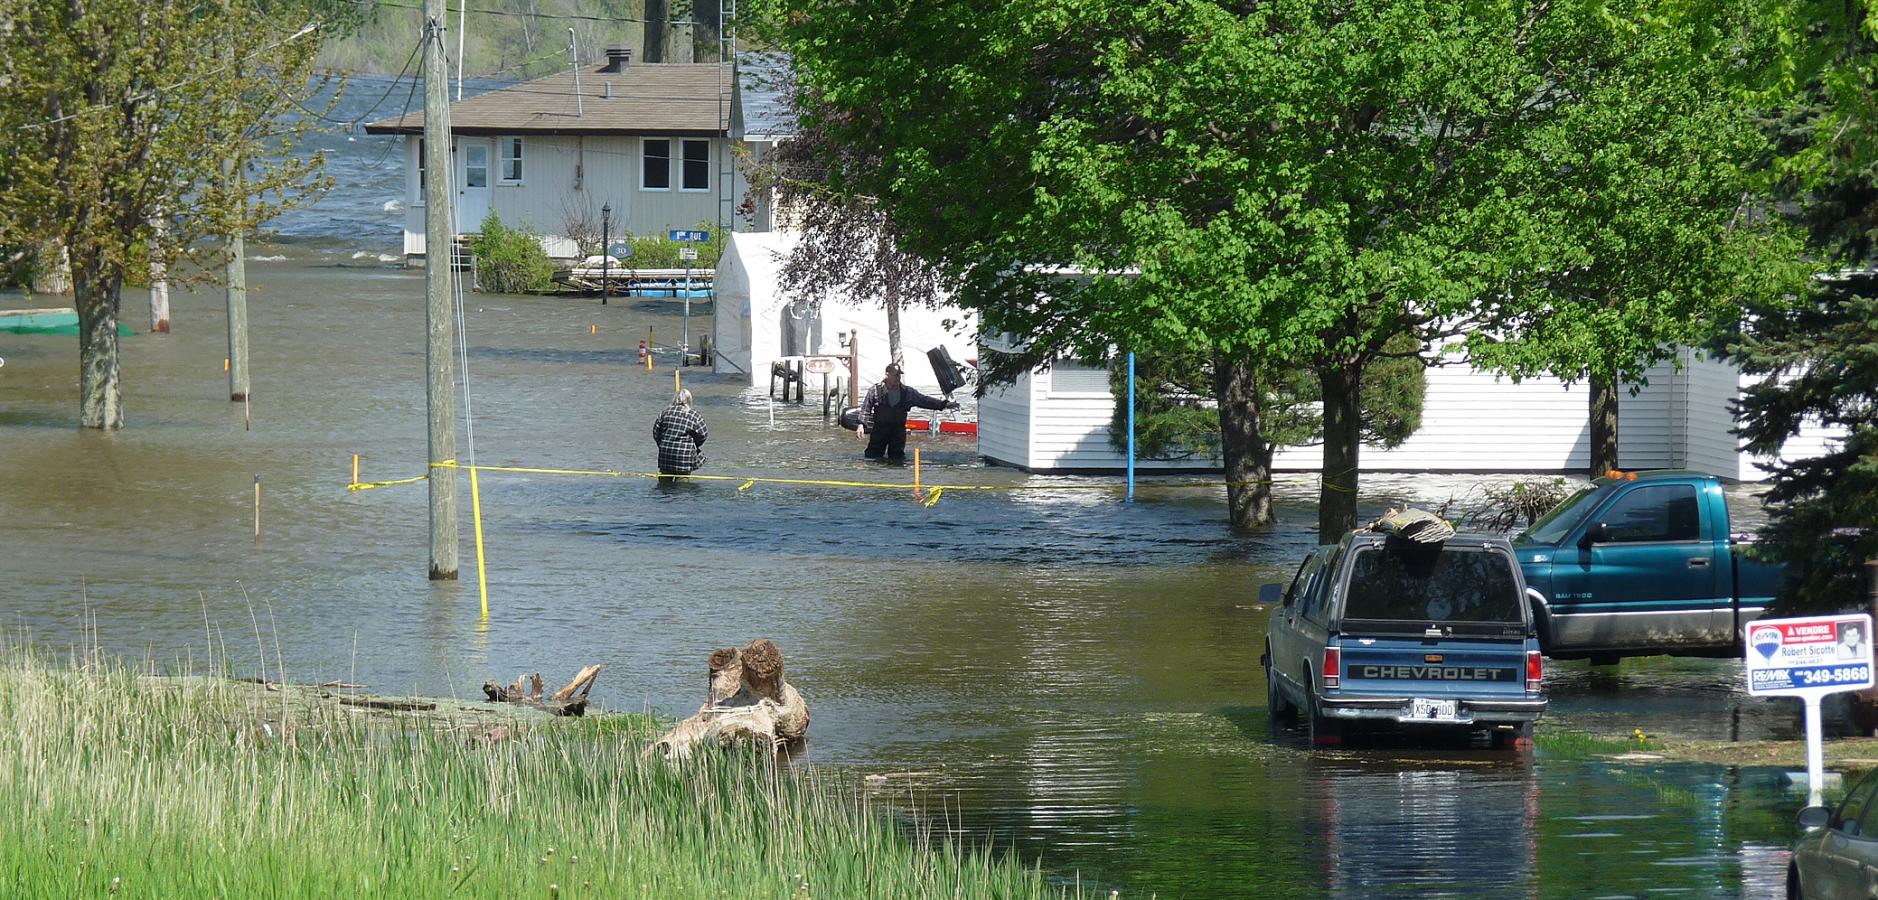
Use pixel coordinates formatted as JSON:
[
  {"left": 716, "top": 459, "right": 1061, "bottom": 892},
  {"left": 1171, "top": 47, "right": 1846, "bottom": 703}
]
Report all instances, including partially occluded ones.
[
  {"left": 1790, "top": 770, "right": 1878, "bottom": 898},
  {"left": 1262, "top": 530, "right": 1547, "bottom": 748}
]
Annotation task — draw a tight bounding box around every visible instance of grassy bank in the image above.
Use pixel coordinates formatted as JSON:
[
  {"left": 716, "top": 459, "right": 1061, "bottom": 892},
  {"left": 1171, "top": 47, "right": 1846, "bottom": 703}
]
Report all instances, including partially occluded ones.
[{"left": 0, "top": 645, "right": 1075, "bottom": 898}]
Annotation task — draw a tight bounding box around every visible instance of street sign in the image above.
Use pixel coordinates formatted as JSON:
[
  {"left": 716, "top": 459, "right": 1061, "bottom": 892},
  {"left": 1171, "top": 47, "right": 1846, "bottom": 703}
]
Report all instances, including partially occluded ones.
[
  {"left": 679, "top": 247, "right": 698, "bottom": 261},
  {"left": 607, "top": 242, "right": 633, "bottom": 260},
  {"left": 1747, "top": 613, "right": 1874, "bottom": 806},
  {"left": 1746, "top": 614, "right": 1874, "bottom": 696},
  {"left": 669, "top": 229, "right": 711, "bottom": 243},
  {"left": 805, "top": 357, "right": 835, "bottom": 374}
]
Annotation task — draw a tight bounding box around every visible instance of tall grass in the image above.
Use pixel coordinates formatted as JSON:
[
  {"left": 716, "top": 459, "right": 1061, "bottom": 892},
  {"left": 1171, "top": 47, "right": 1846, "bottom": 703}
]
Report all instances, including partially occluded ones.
[{"left": 0, "top": 643, "right": 1075, "bottom": 898}]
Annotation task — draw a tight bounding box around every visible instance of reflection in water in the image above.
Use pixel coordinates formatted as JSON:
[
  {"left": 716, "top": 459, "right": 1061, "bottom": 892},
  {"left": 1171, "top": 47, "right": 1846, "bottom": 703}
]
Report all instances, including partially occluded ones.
[{"left": 0, "top": 256, "right": 1816, "bottom": 897}]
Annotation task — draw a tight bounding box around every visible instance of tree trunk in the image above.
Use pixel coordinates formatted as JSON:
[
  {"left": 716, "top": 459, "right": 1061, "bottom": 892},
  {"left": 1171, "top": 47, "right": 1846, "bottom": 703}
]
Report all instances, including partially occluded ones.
[
  {"left": 1317, "top": 364, "right": 1364, "bottom": 539},
  {"left": 643, "top": 0, "right": 668, "bottom": 63},
  {"left": 1213, "top": 353, "right": 1274, "bottom": 529},
  {"left": 1588, "top": 370, "right": 1620, "bottom": 474},
  {"left": 885, "top": 293, "right": 903, "bottom": 368},
  {"left": 149, "top": 215, "right": 170, "bottom": 334},
  {"left": 71, "top": 248, "right": 124, "bottom": 430},
  {"left": 692, "top": 0, "right": 720, "bottom": 62}
]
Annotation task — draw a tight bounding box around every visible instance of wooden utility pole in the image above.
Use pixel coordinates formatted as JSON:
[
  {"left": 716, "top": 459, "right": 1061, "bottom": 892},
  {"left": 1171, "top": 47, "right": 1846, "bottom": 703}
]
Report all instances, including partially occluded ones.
[
  {"left": 224, "top": 197, "right": 249, "bottom": 400},
  {"left": 423, "top": 0, "right": 460, "bottom": 580}
]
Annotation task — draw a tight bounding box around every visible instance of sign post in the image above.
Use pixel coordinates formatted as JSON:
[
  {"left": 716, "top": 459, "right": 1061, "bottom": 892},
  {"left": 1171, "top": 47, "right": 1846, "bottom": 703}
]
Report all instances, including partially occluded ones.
[
  {"left": 669, "top": 230, "right": 710, "bottom": 366},
  {"left": 1746, "top": 613, "right": 1875, "bottom": 806}
]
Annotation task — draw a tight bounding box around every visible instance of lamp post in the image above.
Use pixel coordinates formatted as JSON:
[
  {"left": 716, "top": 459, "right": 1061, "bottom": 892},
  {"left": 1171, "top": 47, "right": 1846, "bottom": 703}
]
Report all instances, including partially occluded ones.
[{"left": 600, "top": 202, "right": 612, "bottom": 306}]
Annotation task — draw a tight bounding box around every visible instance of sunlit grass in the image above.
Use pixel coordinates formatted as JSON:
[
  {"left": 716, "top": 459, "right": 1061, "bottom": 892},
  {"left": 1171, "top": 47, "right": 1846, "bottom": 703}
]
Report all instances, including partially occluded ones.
[
  {"left": 1536, "top": 729, "right": 1660, "bottom": 759},
  {"left": 0, "top": 641, "right": 1077, "bottom": 898}
]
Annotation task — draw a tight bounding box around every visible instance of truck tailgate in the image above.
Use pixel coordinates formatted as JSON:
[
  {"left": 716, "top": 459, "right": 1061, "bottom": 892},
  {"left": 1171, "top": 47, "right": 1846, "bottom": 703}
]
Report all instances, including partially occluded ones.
[{"left": 1339, "top": 638, "right": 1529, "bottom": 698}]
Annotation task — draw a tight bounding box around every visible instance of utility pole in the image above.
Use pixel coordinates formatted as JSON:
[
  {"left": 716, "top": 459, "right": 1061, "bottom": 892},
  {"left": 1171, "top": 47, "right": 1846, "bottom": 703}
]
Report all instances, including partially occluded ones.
[
  {"left": 224, "top": 27, "right": 249, "bottom": 402},
  {"left": 423, "top": 0, "right": 460, "bottom": 580}
]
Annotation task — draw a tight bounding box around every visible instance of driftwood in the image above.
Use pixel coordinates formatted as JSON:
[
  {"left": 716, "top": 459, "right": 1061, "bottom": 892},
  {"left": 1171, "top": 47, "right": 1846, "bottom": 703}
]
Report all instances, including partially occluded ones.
[
  {"left": 649, "top": 639, "right": 810, "bottom": 758},
  {"left": 337, "top": 697, "right": 437, "bottom": 712},
  {"left": 482, "top": 665, "right": 603, "bottom": 717}
]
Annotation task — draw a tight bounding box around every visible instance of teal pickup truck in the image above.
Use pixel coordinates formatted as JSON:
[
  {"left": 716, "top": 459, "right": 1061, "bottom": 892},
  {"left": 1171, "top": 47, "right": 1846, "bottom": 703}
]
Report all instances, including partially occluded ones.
[{"left": 1514, "top": 471, "right": 1787, "bottom": 663}]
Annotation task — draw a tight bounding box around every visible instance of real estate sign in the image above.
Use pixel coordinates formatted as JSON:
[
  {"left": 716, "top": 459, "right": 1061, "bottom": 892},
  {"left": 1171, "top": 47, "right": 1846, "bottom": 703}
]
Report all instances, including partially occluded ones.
[
  {"left": 1746, "top": 613, "right": 1873, "bottom": 807},
  {"left": 1745, "top": 614, "right": 1874, "bottom": 696}
]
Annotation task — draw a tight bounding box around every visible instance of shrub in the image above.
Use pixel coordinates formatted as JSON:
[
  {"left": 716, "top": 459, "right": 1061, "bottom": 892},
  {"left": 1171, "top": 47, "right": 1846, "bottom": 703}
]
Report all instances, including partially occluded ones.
[{"left": 468, "top": 210, "right": 554, "bottom": 293}]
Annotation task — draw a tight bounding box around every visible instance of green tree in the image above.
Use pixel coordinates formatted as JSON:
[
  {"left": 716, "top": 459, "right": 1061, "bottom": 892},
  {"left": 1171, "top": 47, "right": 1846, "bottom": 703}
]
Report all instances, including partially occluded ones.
[
  {"left": 1464, "top": 20, "right": 1808, "bottom": 473},
  {"left": 0, "top": 0, "right": 329, "bottom": 428},
  {"left": 780, "top": 0, "right": 1794, "bottom": 535},
  {"left": 1719, "top": 5, "right": 1878, "bottom": 614},
  {"left": 1112, "top": 338, "right": 1426, "bottom": 515}
]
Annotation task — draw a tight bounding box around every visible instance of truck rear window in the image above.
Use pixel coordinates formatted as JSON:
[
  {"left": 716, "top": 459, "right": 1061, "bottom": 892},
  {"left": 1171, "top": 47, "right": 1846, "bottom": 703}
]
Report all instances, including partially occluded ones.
[{"left": 1343, "top": 544, "right": 1523, "bottom": 624}]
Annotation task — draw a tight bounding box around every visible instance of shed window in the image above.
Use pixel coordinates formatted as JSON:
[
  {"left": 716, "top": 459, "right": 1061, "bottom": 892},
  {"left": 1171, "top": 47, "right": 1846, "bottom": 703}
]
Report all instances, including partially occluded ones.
[
  {"left": 1048, "top": 360, "right": 1110, "bottom": 395},
  {"left": 414, "top": 138, "right": 426, "bottom": 204},
  {"left": 642, "top": 139, "right": 670, "bottom": 190},
  {"left": 681, "top": 139, "right": 710, "bottom": 191},
  {"left": 499, "top": 137, "right": 523, "bottom": 183}
]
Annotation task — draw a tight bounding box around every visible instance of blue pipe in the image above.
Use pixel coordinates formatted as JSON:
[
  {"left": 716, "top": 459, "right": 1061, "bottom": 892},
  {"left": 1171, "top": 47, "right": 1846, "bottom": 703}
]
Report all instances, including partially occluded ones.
[{"left": 1126, "top": 352, "right": 1135, "bottom": 503}]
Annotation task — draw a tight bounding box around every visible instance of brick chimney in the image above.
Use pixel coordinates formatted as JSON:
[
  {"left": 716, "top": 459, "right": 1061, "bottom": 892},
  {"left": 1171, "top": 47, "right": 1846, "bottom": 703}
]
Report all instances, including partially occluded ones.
[{"left": 599, "top": 46, "right": 632, "bottom": 73}]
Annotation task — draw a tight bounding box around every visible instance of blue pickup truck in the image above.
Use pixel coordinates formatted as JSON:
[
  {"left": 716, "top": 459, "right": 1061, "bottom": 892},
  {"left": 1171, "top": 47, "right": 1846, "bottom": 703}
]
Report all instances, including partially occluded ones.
[
  {"left": 1263, "top": 531, "right": 1547, "bottom": 748},
  {"left": 1513, "top": 471, "right": 1787, "bottom": 664}
]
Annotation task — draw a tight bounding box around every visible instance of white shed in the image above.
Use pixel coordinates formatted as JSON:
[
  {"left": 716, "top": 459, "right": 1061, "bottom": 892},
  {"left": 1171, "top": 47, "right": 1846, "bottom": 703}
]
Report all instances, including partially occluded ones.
[
  {"left": 711, "top": 230, "right": 977, "bottom": 394},
  {"left": 977, "top": 347, "right": 1843, "bottom": 480}
]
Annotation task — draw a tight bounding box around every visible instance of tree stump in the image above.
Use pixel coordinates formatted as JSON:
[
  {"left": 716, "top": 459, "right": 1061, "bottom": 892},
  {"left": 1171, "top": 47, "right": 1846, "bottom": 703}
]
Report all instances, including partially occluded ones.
[{"left": 649, "top": 639, "right": 810, "bottom": 758}]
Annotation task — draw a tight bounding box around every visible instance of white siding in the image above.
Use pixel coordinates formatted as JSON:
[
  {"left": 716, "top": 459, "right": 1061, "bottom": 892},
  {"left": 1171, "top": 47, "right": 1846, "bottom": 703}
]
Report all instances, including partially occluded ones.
[
  {"left": 979, "top": 352, "right": 1839, "bottom": 479},
  {"left": 976, "top": 371, "right": 1034, "bottom": 467},
  {"left": 402, "top": 134, "right": 754, "bottom": 260}
]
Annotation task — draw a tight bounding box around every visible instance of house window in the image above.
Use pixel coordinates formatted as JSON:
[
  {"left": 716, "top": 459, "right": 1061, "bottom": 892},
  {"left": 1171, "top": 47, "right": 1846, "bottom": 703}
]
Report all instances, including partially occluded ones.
[
  {"left": 681, "top": 139, "right": 709, "bottom": 191},
  {"left": 1047, "top": 360, "right": 1111, "bottom": 396},
  {"left": 498, "top": 137, "right": 523, "bottom": 183},
  {"left": 414, "top": 138, "right": 425, "bottom": 204},
  {"left": 642, "top": 139, "right": 670, "bottom": 190}
]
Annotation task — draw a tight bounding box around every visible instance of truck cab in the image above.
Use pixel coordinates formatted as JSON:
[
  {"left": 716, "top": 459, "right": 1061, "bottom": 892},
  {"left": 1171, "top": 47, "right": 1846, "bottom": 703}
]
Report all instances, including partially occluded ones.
[
  {"left": 1263, "top": 531, "right": 1546, "bottom": 748},
  {"left": 1513, "top": 471, "right": 1785, "bottom": 662}
]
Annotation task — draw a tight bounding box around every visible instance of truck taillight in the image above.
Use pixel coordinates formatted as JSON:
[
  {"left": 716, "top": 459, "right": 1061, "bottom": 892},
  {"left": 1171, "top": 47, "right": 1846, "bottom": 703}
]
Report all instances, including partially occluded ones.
[
  {"left": 1323, "top": 646, "right": 1341, "bottom": 689},
  {"left": 1526, "top": 650, "right": 1543, "bottom": 692}
]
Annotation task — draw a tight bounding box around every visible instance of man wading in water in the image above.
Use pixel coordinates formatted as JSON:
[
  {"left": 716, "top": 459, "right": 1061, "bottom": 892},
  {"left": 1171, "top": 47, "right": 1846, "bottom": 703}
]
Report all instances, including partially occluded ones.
[
  {"left": 654, "top": 389, "right": 709, "bottom": 477},
  {"left": 856, "top": 363, "right": 957, "bottom": 462}
]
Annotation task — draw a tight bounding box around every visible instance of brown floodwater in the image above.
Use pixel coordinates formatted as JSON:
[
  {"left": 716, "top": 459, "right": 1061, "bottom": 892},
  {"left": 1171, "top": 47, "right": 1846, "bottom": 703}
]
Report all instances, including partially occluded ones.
[{"left": 0, "top": 254, "right": 1824, "bottom": 896}]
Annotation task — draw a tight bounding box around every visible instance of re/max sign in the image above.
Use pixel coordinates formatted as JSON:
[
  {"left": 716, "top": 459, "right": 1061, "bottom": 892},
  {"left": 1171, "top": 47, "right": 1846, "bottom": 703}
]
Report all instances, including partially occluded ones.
[{"left": 1358, "top": 666, "right": 1513, "bottom": 681}]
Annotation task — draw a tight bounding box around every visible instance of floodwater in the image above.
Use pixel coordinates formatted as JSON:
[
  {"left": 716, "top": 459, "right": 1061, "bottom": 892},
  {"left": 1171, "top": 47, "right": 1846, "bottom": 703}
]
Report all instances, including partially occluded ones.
[{"left": 0, "top": 75, "right": 1828, "bottom": 897}]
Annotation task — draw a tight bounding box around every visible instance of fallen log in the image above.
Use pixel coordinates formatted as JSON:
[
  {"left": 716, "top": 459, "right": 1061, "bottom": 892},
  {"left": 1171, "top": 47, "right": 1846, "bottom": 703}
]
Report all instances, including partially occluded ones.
[
  {"left": 337, "top": 697, "right": 437, "bottom": 712},
  {"left": 650, "top": 639, "right": 810, "bottom": 759},
  {"left": 482, "top": 665, "right": 600, "bottom": 717}
]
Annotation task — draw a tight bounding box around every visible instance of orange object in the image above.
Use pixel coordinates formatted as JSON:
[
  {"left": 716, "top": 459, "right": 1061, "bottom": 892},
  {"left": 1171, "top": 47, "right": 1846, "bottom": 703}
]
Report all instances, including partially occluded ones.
[
  {"left": 590, "top": 324, "right": 597, "bottom": 335},
  {"left": 223, "top": 357, "right": 230, "bottom": 372}
]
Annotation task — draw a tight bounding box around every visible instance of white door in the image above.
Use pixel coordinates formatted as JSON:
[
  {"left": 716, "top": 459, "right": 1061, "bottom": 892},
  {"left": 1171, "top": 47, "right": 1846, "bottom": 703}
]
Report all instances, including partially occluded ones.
[{"left": 457, "top": 140, "right": 491, "bottom": 231}]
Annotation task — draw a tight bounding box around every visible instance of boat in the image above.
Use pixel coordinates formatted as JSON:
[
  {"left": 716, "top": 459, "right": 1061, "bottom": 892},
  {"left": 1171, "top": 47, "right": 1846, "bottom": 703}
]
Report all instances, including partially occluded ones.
[
  {"left": 0, "top": 308, "right": 135, "bottom": 336},
  {"left": 550, "top": 257, "right": 714, "bottom": 297}
]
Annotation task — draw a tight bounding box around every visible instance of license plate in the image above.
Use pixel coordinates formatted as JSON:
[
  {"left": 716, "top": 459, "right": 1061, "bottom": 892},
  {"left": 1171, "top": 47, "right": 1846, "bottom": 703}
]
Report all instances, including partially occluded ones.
[{"left": 1409, "top": 698, "right": 1458, "bottom": 721}]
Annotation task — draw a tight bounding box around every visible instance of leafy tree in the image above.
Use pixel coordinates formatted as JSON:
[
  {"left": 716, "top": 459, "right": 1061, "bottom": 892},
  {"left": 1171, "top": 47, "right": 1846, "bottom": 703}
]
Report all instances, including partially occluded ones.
[
  {"left": 749, "top": 83, "right": 951, "bottom": 370},
  {"left": 1111, "top": 338, "right": 1426, "bottom": 520},
  {"left": 0, "top": 0, "right": 330, "bottom": 428},
  {"left": 1464, "top": 20, "right": 1808, "bottom": 473},
  {"left": 1720, "top": 7, "right": 1878, "bottom": 615},
  {"left": 779, "top": 0, "right": 1794, "bottom": 535}
]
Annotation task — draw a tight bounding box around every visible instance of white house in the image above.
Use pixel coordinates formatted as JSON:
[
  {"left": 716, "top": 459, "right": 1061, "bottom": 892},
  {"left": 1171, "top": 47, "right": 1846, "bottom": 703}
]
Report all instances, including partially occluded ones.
[
  {"left": 712, "top": 230, "right": 976, "bottom": 396},
  {"left": 978, "top": 348, "right": 1844, "bottom": 480},
  {"left": 366, "top": 48, "right": 780, "bottom": 263}
]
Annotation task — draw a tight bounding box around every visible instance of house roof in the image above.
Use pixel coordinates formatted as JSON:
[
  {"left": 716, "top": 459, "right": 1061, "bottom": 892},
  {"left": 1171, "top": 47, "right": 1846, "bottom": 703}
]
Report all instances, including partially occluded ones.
[
  {"left": 364, "top": 62, "right": 730, "bottom": 137},
  {"left": 735, "top": 51, "right": 795, "bottom": 142}
]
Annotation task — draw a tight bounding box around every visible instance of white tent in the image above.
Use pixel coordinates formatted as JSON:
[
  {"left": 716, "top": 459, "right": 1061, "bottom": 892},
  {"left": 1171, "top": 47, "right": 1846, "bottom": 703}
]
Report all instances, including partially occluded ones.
[{"left": 712, "top": 230, "right": 976, "bottom": 395}]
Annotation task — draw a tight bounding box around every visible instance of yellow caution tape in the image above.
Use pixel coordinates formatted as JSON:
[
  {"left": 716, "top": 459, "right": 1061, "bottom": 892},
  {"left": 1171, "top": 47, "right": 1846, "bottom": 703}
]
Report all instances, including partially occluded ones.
[{"left": 923, "top": 487, "right": 944, "bottom": 508}]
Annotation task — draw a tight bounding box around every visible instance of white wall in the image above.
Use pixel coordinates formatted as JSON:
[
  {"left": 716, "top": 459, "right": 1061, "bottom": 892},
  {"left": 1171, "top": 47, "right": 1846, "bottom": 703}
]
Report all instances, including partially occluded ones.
[
  {"left": 402, "top": 133, "right": 755, "bottom": 260},
  {"left": 712, "top": 230, "right": 976, "bottom": 395},
  {"left": 974, "top": 349, "right": 1836, "bottom": 480}
]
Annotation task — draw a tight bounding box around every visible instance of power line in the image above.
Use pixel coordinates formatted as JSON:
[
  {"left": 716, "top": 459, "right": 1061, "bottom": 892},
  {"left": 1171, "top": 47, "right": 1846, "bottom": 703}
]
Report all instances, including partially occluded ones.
[{"left": 349, "top": 0, "right": 710, "bottom": 28}]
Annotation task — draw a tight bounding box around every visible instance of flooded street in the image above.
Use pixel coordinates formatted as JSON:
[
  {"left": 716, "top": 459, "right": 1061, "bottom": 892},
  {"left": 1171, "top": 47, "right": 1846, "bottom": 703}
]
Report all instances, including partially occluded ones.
[
  {"left": 0, "top": 76, "right": 1827, "bottom": 895},
  {"left": 0, "top": 256, "right": 1819, "bottom": 897}
]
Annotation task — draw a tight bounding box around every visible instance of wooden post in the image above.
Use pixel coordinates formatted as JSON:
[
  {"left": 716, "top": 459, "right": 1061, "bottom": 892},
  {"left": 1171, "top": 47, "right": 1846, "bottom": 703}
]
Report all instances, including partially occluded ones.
[
  {"left": 422, "top": 0, "right": 460, "bottom": 580},
  {"left": 848, "top": 334, "right": 859, "bottom": 409},
  {"left": 223, "top": 27, "right": 249, "bottom": 402}
]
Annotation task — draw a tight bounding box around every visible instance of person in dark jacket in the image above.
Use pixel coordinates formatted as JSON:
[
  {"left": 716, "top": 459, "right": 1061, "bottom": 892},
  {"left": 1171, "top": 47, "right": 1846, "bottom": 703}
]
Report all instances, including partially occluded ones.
[
  {"left": 653, "top": 389, "right": 709, "bottom": 475},
  {"left": 856, "top": 363, "right": 957, "bottom": 461}
]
